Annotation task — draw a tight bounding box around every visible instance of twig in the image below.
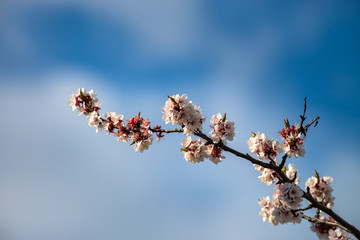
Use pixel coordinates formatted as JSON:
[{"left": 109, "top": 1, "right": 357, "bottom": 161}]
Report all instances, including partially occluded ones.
[
  {"left": 304, "top": 116, "right": 320, "bottom": 133},
  {"left": 150, "top": 127, "right": 184, "bottom": 133},
  {"left": 299, "top": 97, "right": 307, "bottom": 135},
  {"left": 302, "top": 215, "right": 350, "bottom": 233},
  {"left": 278, "top": 154, "right": 287, "bottom": 169},
  {"left": 292, "top": 204, "right": 313, "bottom": 212},
  {"left": 96, "top": 102, "right": 360, "bottom": 238}
]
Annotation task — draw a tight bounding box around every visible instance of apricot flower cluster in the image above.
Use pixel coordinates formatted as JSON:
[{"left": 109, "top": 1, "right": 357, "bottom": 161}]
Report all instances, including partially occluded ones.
[{"left": 69, "top": 89, "right": 357, "bottom": 240}]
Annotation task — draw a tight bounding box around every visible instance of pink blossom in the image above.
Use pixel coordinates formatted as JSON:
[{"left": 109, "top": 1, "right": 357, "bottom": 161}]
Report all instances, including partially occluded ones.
[
  {"left": 306, "top": 175, "right": 335, "bottom": 208},
  {"left": 103, "top": 112, "right": 124, "bottom": 134},
  {"left": 310, "top": 215, "right": 336, "bottom": 240},
  {"left": 248, "top": 132, "right": 283, "bottom": 161},
  {"left": 127, "top": 114, "right": 153, "bottom": 152},
  {"left": 162, "top": 94, "right": 205, "bottom": 135},
  {"left": 209, "top": 113, "right": 235, "bottom": 143},
  {"left": 69, "top": 88, "right": 100, "bottom": 115},
  {"left": 279, "top": 122, "right": 305, "bottom": 158},
  {"left": 278, "top": 182, "right": 303, "bottom": 209},
  {"left": 272, "top": 201, "right": 303, "bottom": 224},
  {"left": 329, "top": 228, "right": 353, "bottom": 240},
  {"left": 258, "top": 196, "right": 277, "bottom": 225},
  {"left": 86, "top": 111, "right": 106, "bottom": 132},
  {"left": 259, "top": 196, "right": 303, "bottom": 225},
  {"left": 253, "top": 164, "right": 278, "bottom": 185},
  {"left": 205, "top": 144, "right": 225, "bottom": 164},
  {"left": 284, "top": 164, "right": 299, "bottom": 185},
  {"left": 180, "top": 137, "right": 206, "bottom": 163}
]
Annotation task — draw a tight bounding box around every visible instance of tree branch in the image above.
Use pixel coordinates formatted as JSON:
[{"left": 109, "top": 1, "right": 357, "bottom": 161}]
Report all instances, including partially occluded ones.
[
  {"left": 90, "top": 97, "right": 359, "bottom": 239},
  {"left": 304, "top": 116, "right": 320, "bottom": 133},
  {"left": 299, "top": 97, "right": 307, "bottom": 135},
  {"left": 302, "top": 215, "right": 350, "bottom": 233},
  {"left": 149, "top": 127, "right": 184, "bottom": 133}
]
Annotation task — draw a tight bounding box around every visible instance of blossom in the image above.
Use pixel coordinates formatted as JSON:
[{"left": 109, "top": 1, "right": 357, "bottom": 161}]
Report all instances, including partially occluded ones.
[
  {"left": 103, "top": 112, "right": 124, "bottom": 134},
  {"left": 259, "top": 196, "right": 302, "bottom": 225},
  {"left": 253, "top": 164, "right": 278, "bottom": 185},
  {"left": 305, "top": 175, "right": 335, "bottom": 208},
  {"left": 279, "top": 121, "right": 305, "bottom": 158},
  {"left": 127, "top": 113, "right": 153, "bottom": 152},
  {"left": 272, "top": 201, "right": 303, "bottom": 224},
  {"left": 180, "top": 136, "right": 206, "bottom": 163},
  {"left": 132, "top": 134, "right": 153, "bottom": 152},
  {"left": 205, "top": 144, "right": 225, "bottom": 164},
  {"left": 69, "top": 88, "right": 100, "bottom": 115},
  {"left": 258, "top": 196, "right": 277, "bottom": 225},
  {"left": 86, "top": 111, "right": 106, "bottom": 132},
  {"left": 247, "top": 132, "right": 282, "bottom": 161},
  {"left": 102, "top": 112, "right": 130, "bottom": 143},
  {"left": 278, "top": 182, "right": 303, "bottom": 209},
  {"left": 162, "top": 94, "right": 205, "bottom": 135},
  {"left": 328, "top": 228, "right": 353, "bottom": 240},
  {"left": 310, "top": 215, "right": 336, "bottom": 240},
  {"left": 209, "top": 113, "right": 235, "bottom": 143},
  {"left": 284, "top": 163, "right": 299, "bottom": 185}
]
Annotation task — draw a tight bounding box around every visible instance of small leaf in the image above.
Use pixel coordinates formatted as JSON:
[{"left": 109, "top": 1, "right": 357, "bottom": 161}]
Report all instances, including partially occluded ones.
[
  {"left": 315, "top": 170, "right": 320, "bottom": 183},
  {"left": 222, "top": 113, "right": 227, "bottom": 122},
  {"left": 180, "top": 147, "right": 188, "bottom": 152},
  {"left": 284, "top": 118, "right": 290, "bottom": 128},
  {"left": 168, "top": 96, "right": 177, "bottom": 104},
  {"left": 79, "top": 89, "right": 84, "bottom": 99}
]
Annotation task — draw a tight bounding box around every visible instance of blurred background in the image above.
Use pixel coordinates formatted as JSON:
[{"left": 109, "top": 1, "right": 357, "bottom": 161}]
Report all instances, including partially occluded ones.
[{"left": 0, "top": 0, "right": 359, "bottom": 239}]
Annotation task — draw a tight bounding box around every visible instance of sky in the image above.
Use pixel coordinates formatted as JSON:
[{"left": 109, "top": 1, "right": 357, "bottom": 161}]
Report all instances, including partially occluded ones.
[{"left": 0, "top": 1, "right": 360, "bottom": 240}]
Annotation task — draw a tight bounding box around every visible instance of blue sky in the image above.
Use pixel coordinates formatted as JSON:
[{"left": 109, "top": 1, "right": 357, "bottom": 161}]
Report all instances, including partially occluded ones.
[{"left": 0, "top": 1, "right": 359, "bottom": 240}]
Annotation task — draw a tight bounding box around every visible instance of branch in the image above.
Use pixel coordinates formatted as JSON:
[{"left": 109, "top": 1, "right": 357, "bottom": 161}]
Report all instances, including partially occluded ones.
[
  {"left": 71, "top": 90, "right": 360, "bottom": 239},
  {"left": 299, "top": 97, "right": 307, "bottom": 135},
  {"left": 149, "top": 127, "right": 184, "bottom": 133},
  {"left": 193, "top": 129, "right": 360, "bottom": 238},
  {"left": 302, "top": 215, "right": 350, "bottom": 233},
  {"left": 304, "top": 116, "right": 320, "bottom": 133},
  {"left": 278, "top": 154, "right": 288, "bottom": 169},
  {"left": 292, "top": 204, "right": 313, "bottom": 213},
  {"left": 303, "top": 191, "right": 360, "bottom": 238}
]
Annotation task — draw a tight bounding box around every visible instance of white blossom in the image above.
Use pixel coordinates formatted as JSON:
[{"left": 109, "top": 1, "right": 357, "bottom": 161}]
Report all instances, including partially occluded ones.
[
  {"left": 209, "top": 113, "right": 235, "bottom": 143},
  {"left": 133, "top": 133, "right": 153, "bottom": 152},
  {"left": 69, "top": 88, "right": 100, "bottom": 115},
  {"left": 258, "top": 196, "right": 277, "bottom": 225},
  {"left": 278, "top": 182, "right": 303, "bottom": 209},
  {"left": 253, "top": 164, "right": 277, "bottom": 186},
  {"left": 205, "top": 144, "right": 225, "bottom": 164},
  {"left": 329, "top": 228, "right": 353, "bottom": 240},
  {"left": 127, "top": 114, "right": 153, "bottom": 152},
  {"left": 279, "top": 123, "right": 305, "bottom": 158},
  {"left": 180, "top": 136, "right": 206, "bottom": 163},
  {"left": 103, "top": 112, "right": 123, "bottom": 124},
  {"left": 272, "top": 201, "right": 303, "bottom": 224},
  {"left": 259, "top": 196, "right": 302, "bottom": 225},
  {"left": 162, "top": 94, "right": 205, "bottom": 135},
  {"left": 306, "top": 176, "right": 335, "bottom": 208},
  {"left": 284, "top": 163, "right": 299, "bottom": 185},
  {"left": 86, "top": 111, "right": 106, "bottom": 132},
  {"left": 310, "top": 214, "right": 336, "bottom": 240},
  {"left": 248, "top": 132, "right": 282, "bottom": 161},
  {"left": 69, "top": 93, "right": 78, "bottom": 111},
  {"left": 103, "top": 112, "right": 124, "bottom": 134}
]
